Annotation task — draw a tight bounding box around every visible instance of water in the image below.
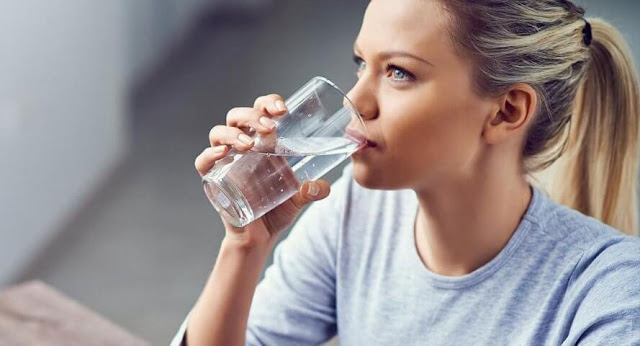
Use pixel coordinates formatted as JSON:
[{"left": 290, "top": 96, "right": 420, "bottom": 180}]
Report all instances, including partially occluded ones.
[{"left": 203, "top": 137, "right": 360, "bottom": 227}]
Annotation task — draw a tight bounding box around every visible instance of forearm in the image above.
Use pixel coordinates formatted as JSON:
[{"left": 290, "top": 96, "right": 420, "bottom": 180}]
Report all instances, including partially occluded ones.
[{"left": 186, "top": 237, "right": 274, "bottom": 346}]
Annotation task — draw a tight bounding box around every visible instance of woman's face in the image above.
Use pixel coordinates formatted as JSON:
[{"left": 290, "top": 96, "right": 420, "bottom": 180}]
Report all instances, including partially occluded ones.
[{"left": 348, "top": 0, "right": 496, "bottom": 190}]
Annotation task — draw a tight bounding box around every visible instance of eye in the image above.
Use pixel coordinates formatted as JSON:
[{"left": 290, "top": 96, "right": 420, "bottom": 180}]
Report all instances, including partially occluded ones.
[
  {"left": 392, "top": 68, "right": 408, "bottom": 80},
  {"left": 353, "top": 55, "right": 366, "bottom": 75},
  {"left": 387, "top": 64, "right": 415, "bottom": 82}
]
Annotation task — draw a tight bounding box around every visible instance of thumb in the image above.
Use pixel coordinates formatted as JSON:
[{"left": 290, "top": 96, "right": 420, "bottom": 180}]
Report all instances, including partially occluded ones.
[
  {"left": 264, "top": 180, "right": 331, "bottom": 233},
  {"left": 288, "top": 180, "right": 331, "bottom": 211}
]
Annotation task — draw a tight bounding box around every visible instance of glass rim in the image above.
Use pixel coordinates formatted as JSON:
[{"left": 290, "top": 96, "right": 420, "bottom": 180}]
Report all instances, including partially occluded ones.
[{"left": 311, "top": 76, "right": 368, "bottom": 137}]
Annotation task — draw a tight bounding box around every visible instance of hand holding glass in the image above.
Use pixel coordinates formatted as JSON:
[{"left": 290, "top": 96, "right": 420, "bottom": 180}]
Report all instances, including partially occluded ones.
[{"left": 202, "top": 76, "right": 367, "bottom": 227}]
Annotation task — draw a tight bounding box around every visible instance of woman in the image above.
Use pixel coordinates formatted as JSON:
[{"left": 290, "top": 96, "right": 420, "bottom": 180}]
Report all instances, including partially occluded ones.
[{"left": 175, "top": 0, "right": 640, "bottom": 344}]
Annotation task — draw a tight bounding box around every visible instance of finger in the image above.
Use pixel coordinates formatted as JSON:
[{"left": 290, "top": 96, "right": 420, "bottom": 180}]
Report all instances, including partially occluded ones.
[
  {"left": 287, "top": 180, "right": 331, "bottom": 211},
  {"left": 194, "top": 145, "right": 229, "bottom": 177},
  {"left": 226, "top": 107, "right": 277, "bottom": 134},
  {"left": 209, "top": 125, "right": 255, "bottom": 151},
  {"left": 253, "top": 94, "right": 287, "bottom": 116}
]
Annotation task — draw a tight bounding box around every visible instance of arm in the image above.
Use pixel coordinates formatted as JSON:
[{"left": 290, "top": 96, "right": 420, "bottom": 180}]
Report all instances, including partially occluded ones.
[
  {"left": 185, "top": 236, "right": 275, "bottom": 346},
  {"left": 564, "top": 238, "right": 640, "bottom": 345},
  {"left": 180, "top": 93, "right": 334, "bottom": 346},
  {"left": 173, "top": 164, "right": 351, "bottom": 346},
  {"left": 246, "top": 174, "right": 345, "bottom": 344}
]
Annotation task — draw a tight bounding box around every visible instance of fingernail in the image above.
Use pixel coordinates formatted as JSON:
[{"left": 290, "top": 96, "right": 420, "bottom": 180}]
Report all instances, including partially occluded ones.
[
  {"left": 307, "top": 182, "right": 319, "bottom": 197},
  {"left": 238, "top": 133, "right": 254, "bottom": 144},
  {"left": 259, "top": 116, "right": 276, "bottom": 129},
  {"left": 275, "top": 100, "right": 286, "bottom": 112},
  {"left": 213, "top": 145, "right": 226, "bottom": 153}
]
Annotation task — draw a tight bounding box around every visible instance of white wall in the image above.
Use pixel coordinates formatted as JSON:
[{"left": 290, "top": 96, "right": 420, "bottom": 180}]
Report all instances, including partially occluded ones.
[
  {"left": 127, "top": 0, "right": 270, "bottom": 82},
  {"left": 0, "top": 1, "right": 129, "bottom": 284},
  {"left": 0, "top": 0, "right": 269, "bottom": 284},
  {"left": 127, "top": 0, "right": 201, "bottom": 82}
]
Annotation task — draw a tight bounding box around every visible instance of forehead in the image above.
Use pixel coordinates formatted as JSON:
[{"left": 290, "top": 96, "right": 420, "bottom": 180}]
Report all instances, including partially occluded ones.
[{"left": 356, "top": 0, "right": 450, "bottom": 55}]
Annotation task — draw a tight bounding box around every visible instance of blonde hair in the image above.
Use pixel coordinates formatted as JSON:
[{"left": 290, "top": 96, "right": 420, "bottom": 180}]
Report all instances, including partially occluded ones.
[{"left": 441, "top": 0, "right": 640, "bottom": 236}]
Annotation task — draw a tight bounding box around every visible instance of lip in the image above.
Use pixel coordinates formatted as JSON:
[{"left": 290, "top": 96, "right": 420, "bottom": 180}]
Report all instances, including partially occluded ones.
[{"left": 346, "top": 127, "right": 378, "bottom": 149}]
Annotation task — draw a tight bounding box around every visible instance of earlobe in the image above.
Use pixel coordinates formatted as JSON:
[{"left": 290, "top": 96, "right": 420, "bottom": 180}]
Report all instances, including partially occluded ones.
[{"left": 483, "top": 84, "right": 537, "bottom": 145}]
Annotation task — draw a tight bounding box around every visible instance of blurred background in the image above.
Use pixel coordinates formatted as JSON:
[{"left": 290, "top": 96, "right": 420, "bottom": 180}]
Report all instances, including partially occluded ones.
[{"left": 1, "top": 0, "right": 638, "bottom": 344}]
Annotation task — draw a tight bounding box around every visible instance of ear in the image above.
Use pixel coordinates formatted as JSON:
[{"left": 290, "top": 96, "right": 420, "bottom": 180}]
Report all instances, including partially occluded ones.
[{"left": 483, "top": 83, "right": 537, "bottom": 145}]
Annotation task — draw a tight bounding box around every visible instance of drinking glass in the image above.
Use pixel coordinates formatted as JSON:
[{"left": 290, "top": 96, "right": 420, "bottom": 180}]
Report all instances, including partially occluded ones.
[{"left": 202, "top": 76, "right": 367, "bottom": 227}]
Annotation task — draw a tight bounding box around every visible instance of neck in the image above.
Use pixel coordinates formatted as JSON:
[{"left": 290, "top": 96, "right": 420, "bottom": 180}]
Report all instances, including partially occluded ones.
[{"left": 413, "top": 161, "right": 532, "bottom": 277}]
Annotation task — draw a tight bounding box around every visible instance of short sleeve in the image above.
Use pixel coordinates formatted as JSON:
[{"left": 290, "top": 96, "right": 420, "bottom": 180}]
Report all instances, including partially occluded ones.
[
  {"left": 564, "top": 237, "right": 640, "bottom": 345},
  {"left": 245, "top": 166, "right": 352, "bottom": 345},
  {"left": 170, "top": 313, "right": 189, "bottom": 346}
]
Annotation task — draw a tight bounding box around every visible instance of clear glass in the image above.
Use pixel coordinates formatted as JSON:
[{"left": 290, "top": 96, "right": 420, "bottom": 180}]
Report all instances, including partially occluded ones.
[{"left": 202, "top": 76, "right": 367, "bottom": 227}]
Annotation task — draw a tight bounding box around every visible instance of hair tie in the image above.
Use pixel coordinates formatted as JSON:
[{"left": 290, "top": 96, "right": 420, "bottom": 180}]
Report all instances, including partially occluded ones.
[{"left": 582, "top": 20, "right": 592, "bottom": 46}]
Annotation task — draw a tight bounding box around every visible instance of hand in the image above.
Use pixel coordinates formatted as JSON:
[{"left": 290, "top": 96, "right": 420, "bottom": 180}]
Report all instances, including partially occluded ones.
[{"left": 195, "top": 94, "right": 331, "bottom": 248}]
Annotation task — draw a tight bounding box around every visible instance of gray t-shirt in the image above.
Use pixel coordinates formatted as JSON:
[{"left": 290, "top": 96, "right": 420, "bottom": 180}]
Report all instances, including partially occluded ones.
[{"left": 172, "top": 165, "right": 640, "bottom": 345}]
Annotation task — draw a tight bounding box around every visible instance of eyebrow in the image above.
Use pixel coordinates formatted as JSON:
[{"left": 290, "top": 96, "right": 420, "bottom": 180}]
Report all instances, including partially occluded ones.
[{"left": 353, "top": 43, "right": 434, "bottom": 67}]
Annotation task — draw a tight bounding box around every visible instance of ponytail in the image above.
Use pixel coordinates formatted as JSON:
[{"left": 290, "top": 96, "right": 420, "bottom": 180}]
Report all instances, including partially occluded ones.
[
  {"left": 440, "top": 0, "right": 639, "bottom": 236},
  {"left": 539, "top": 18, "right": 640, "bottom": 236}
]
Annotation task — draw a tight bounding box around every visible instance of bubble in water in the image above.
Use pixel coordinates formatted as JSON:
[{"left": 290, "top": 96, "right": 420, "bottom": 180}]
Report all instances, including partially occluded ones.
[
  {"left": 278, "top": 176, "right": 283, "bottom": 181},
  {"left": 280, "top": 188, "right": 284, "bottom": 192}
]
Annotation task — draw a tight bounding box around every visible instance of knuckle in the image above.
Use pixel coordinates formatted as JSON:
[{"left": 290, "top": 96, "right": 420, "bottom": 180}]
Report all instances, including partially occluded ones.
[
  {"left": 254, "top": 94, "right": 282, "bottom": 108},
  {"left": 194, "top": 153, "right": 204, "bottom": 170},
  {"left": 241, "top": 108, "right": 260, "bottom": 121},
  {"left": 209, "top": 126, "right": 221, "bottom": 138},
  {"left": 293, "top": 196, "right": 308, "bottom": 210},
  {"left": 228, "top": 126, "right": 242, "bottom": 136},
  {"left": 227, "top": 108, "right": 261, "bottom": 126},
  {"left": 253, "top": 96, "right": 266, "bottom": 108},
  {"left": 226, "top": 107, "right": 238, "bottom": 119}
]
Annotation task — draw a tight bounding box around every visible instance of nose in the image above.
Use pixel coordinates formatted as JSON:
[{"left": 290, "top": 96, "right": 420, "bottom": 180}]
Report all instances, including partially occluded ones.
[{"left": 345, "top": 78, "right": 378, "bottom": 121}]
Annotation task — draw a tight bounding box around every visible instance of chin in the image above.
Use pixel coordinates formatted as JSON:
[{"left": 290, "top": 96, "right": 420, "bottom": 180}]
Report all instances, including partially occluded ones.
[
  {"left": 351, "top": 159, "right": 392, "bottom": 190},
  {"left": 351, "top": 155, "right": 422, "bottom": 191}
]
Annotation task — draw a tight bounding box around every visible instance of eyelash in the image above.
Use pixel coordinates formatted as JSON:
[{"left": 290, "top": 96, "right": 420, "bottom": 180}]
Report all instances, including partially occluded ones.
[{"left": 352, "top": 55, "right": 416, "bottom": 82}]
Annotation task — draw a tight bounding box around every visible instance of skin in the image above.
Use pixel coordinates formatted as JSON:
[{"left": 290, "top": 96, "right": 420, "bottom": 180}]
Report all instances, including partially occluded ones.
[
  {"left": 187, "top": 0, "right": 538, "bottom": 344},
  {"left": 348, "top": 0, "right": 535, "bottom": 275}
]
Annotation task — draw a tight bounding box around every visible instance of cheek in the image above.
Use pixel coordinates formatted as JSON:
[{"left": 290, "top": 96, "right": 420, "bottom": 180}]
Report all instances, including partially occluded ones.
[{"left": 383, "top": 88, "right": 485, "bottom": 179}]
